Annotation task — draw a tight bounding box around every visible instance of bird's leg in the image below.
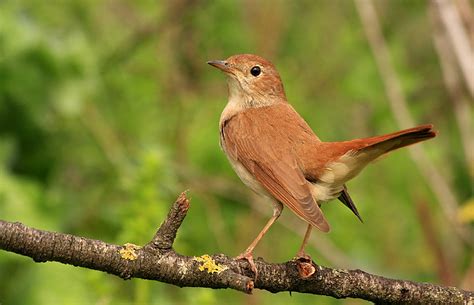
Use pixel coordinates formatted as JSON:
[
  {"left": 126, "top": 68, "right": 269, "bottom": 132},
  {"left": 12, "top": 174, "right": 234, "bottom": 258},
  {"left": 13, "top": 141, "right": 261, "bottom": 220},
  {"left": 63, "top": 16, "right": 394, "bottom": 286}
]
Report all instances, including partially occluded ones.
[
  {"left": 296, "top": 224, "right": 312, "bottom": 260},
  {"left": 295, "top": 224, "right": 316, "bottom": 278},
  {"left": 237, "top": 201, "right": 282, "bottom": 276}
]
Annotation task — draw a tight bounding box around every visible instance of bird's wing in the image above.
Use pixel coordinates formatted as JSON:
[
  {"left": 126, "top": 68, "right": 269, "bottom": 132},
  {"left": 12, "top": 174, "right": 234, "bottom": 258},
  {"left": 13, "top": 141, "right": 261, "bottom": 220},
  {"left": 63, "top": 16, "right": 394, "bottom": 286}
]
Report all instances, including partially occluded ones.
[{"left": 221, "top": 107, "right": 330, "bottom": 232}]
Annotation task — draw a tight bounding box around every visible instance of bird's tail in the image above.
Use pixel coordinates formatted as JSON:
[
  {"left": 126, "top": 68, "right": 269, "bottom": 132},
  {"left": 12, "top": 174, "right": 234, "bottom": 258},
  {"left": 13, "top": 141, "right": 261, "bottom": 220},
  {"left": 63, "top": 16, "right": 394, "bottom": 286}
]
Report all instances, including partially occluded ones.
[
  {"left": 326, "top": 124, "right": 436, "bottom": 221},
  {"left": 324, "top": 124, "right": 437, "bottom": 185},
  {"left": 359, "top": 124, "right": 437, "bottom": 156}
]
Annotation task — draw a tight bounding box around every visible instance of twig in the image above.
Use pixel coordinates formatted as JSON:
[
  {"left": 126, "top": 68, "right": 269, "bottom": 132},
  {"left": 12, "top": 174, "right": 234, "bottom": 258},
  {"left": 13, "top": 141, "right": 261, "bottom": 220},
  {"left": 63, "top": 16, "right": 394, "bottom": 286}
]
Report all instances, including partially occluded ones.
[
  {"left": 431, "top": 0, "right": 474, "bottom": 97},
  {"left": 430, "top": 3, "right": 474, "bottom": 178},
  {"left": 100, "top": 21, "right": 159, "bottom": 73},
  {"left": 415, "top": 199, "right": 456, "bottom": 285},
  {"left": 0, "top": 193, "right": 472, "bottom": 304},
  {"left": 146, "top": 191, "right": 190, "bottom": 250},
  {"left": 454, "top": 0, "right": 474, "bottom": 46},
  {"left": 354, "top": 0, "right": 473, "bottom": 247}
]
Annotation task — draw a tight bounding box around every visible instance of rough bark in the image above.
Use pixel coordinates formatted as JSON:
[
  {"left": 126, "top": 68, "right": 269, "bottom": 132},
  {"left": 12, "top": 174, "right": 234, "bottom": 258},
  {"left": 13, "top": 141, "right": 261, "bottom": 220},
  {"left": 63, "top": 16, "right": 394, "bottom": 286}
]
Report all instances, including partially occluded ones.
[{"left": 0, "top": 192, "right": 472, "bottom": 304}]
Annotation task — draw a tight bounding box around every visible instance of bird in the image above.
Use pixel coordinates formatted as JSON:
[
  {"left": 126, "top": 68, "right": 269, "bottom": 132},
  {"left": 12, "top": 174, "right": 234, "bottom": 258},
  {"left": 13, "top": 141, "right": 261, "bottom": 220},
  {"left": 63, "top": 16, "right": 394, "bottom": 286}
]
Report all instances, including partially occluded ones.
[{"left": 207, "top": 54, "right": 436, "bottom": 273}]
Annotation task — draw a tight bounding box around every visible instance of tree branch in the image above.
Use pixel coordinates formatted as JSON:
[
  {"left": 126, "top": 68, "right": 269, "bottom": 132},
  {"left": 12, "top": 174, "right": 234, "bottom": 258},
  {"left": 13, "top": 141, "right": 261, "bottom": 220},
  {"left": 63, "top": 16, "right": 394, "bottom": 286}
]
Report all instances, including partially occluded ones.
[{"left": 0, "top": 193, "right": 472, "bottom": 304}]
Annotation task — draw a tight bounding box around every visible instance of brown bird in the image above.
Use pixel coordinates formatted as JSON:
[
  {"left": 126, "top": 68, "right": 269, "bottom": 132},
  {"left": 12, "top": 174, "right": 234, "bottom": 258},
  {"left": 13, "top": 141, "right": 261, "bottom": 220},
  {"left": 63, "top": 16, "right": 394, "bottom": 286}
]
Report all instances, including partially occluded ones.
[{"left": 208, "top": 54, "right": 436, "bottom": 272}]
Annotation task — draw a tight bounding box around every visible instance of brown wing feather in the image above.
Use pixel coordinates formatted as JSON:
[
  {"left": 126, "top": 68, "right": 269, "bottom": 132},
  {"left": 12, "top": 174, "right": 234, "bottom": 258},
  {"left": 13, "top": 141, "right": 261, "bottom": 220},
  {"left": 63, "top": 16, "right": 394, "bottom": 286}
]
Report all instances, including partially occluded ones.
[{"left": 222, "top": 104, "right": 330, "bottom": 232}]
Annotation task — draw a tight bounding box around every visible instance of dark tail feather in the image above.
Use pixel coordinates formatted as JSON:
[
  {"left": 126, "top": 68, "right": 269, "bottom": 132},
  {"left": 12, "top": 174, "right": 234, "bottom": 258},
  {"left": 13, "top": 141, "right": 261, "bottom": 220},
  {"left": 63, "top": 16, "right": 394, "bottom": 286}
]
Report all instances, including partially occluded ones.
[
  {"left": 364, "top": 124, "right": 437, "bottom": 153},
  {"left": 338, "top": 185, "right": 363, "bottom": 223}
]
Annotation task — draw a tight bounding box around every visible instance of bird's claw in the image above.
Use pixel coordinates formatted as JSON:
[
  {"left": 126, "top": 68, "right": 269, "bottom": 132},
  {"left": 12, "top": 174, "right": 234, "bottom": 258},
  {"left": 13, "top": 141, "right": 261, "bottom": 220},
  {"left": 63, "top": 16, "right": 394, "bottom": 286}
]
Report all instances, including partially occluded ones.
[
  {"left": 236, "top": 252, "right": 258, "bottom": 279},
  {"left": 294, "top": 252, "right": 316, "bottom": 278}
]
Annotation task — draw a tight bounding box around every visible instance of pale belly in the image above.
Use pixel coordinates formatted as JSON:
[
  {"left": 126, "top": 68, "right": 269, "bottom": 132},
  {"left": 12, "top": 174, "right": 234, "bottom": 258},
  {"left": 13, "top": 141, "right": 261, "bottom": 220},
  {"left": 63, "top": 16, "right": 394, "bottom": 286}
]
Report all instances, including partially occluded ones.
[
  {"left": 226, "top": 155, "right": 271, "bottom": 198},
  {"left": 309, "top": 182, "right": 344, "bottom": 203}
]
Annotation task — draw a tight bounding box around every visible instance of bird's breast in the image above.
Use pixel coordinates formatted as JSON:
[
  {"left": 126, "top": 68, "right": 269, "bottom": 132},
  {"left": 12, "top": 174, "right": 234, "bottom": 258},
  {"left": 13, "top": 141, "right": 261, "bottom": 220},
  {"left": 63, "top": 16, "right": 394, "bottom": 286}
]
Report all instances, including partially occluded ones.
[
  {"left": 225, "top": 154, "right": 270, "bottom": 198},
  {"left": 219, "top": 119, "right": 271, "bottom": 199}
]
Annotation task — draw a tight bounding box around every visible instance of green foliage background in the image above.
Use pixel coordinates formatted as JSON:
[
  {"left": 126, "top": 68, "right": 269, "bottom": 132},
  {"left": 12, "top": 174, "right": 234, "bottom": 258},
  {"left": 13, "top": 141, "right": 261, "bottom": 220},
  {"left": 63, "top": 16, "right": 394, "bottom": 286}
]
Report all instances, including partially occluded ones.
[{"left": 0, "top": 1, "right": 472, "bottom": 304}]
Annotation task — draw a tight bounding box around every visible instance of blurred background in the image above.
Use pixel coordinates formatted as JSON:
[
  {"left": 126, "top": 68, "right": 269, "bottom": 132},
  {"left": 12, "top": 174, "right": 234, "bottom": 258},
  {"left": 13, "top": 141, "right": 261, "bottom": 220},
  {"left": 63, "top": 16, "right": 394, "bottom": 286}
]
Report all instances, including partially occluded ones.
[{"left": 0, "top": 0, "right": 473, "bottom": 304}]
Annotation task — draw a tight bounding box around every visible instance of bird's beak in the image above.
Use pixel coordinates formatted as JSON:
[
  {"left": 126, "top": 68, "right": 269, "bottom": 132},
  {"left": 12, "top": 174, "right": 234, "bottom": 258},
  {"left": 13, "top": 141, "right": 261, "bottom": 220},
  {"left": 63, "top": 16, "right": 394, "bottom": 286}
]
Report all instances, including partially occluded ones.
[{"left": 207, "top": 60, "right": 231, "bottom": 73}]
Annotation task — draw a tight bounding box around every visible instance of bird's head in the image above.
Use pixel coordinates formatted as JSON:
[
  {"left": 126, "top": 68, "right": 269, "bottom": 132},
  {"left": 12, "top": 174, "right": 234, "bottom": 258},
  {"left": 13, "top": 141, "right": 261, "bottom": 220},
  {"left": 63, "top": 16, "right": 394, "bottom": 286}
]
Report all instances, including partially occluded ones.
[{"left": 208, "top": 54, "right": 286, "bottom": 108}]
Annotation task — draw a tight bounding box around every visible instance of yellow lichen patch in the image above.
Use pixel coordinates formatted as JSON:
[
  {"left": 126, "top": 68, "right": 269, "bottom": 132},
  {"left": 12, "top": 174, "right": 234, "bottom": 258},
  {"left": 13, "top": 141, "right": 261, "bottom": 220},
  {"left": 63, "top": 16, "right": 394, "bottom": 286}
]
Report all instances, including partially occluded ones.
[
  {"left": 119, "top": 243, "right": 141, "bottom": 260},
  {"left": 194, "top": 255, "right": 227, "bottom": 274}
]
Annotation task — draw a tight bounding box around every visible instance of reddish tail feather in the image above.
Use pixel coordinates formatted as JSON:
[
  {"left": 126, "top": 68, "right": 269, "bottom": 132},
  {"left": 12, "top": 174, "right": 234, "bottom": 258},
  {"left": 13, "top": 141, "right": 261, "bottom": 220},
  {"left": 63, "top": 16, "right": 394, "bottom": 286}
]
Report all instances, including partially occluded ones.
[
  {"left": 338, "top": 124, "right": 436, "bottom": 221},
  {"left": 362, "top": 124, "right": 437, "bottom": 154}
]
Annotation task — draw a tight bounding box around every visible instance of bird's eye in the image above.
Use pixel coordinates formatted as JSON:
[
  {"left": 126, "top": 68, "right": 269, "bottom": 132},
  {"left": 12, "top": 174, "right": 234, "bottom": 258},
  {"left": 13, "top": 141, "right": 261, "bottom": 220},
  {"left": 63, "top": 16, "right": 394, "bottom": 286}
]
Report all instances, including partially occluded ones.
[{"left": 250, "top": 66, "right": 261, "bottom": 77}]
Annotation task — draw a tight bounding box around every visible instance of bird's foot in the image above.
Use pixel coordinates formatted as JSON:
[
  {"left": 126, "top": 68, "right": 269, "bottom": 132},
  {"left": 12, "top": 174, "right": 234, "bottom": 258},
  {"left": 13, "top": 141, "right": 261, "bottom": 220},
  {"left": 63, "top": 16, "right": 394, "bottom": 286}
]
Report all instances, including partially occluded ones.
[
  {"left": 295, "top": 250, "right": 312, "bottom": 262},
  {"left": 294, "top": 251, "right": 316, "bottom": 278},
  {"left": 236, "top": 251, "right": 258, "bottom": 279}
]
